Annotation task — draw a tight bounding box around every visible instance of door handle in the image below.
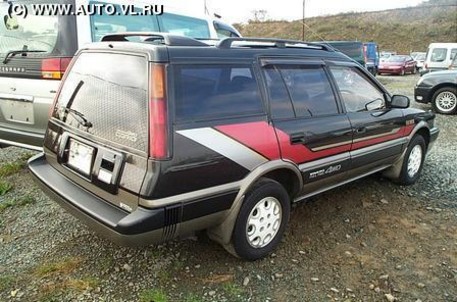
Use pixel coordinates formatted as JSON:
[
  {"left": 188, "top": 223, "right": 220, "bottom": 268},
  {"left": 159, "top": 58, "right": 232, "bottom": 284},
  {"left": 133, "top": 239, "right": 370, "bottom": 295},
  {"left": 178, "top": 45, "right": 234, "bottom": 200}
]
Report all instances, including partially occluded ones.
[
  {"left": 290, "top": 133, "right": 307, "bottom": 145},
  {"left": 355, "top": 127, "right": 367, "bottom": 134}
]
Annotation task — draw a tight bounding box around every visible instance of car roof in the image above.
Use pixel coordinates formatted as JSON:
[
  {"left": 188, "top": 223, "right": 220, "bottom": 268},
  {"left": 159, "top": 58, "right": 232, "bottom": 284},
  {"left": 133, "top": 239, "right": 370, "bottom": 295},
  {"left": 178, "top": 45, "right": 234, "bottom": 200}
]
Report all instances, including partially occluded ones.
[{"left": 83, "top": 34, "right": 351, "bottom": 63}]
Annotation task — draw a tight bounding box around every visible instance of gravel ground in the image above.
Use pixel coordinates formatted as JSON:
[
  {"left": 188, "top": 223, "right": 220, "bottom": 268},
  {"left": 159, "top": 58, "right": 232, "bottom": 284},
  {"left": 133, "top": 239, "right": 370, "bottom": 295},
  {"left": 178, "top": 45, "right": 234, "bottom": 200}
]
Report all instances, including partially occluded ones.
[{"left": 0, "top": 74, "right": 456, "bottom": 302}]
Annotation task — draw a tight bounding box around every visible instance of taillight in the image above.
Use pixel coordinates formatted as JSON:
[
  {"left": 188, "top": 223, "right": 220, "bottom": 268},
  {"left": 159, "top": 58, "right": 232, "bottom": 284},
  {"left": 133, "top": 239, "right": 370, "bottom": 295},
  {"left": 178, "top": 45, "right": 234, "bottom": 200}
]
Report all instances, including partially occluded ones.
[
  {"left": 41, "top": 57, "right": 72, "bottom": 80},
  {"left": 149, "top": 64, "right": 168, "bottom": 159}
]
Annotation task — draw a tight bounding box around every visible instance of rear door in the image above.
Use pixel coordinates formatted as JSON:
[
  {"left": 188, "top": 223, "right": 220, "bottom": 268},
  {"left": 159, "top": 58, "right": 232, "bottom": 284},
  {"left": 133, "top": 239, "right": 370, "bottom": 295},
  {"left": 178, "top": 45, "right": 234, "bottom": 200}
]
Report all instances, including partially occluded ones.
[
  {"left": 0, "top": 0, "right": 77, "bottom": 148},
  {"left": 328, "top": 64, "right": 406, "bottom": 174},
  {"left": 262, "top": 59, "right": 353, "bottom": 196}
]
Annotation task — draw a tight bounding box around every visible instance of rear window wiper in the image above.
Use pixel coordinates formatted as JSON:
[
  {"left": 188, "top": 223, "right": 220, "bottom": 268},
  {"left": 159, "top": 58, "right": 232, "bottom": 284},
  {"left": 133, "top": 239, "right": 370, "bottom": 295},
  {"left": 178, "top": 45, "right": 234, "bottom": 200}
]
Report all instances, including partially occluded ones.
[
  {"left": 61, "top": 107, "right": 93, "bottom": 128},
  {"left": 2, "top": 50, "right": 46, "bottom": 64}
]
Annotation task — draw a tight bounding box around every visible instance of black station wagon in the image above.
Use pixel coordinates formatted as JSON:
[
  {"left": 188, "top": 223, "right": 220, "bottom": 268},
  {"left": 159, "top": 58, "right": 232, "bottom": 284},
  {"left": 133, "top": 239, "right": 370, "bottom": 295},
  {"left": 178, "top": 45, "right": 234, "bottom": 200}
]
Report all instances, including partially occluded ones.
[{"left": 29, "top": 34, "right": 439, "bottom": 260}]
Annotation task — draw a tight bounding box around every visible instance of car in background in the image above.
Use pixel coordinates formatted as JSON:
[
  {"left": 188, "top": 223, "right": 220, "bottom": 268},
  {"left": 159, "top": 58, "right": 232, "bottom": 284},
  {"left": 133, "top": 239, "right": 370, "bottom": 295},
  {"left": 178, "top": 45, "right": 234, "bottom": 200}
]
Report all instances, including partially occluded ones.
[
  {"left": 0, "top": 0, "right": 241, "bottom": 150},
  {"left": 378, "top": 55, "right": 416, "bottom": 76},
  {"left": 421, "top": 43, "right": 457, "bottom": 75},
  {"left": 380, "top": 51, "right": 396, "bottom": 62},
  {"left": 415, "top": 70, "right": 457, "bottom": 114},
  {"left": 412, "top": 52, "right": 426, "bottom": 71}
]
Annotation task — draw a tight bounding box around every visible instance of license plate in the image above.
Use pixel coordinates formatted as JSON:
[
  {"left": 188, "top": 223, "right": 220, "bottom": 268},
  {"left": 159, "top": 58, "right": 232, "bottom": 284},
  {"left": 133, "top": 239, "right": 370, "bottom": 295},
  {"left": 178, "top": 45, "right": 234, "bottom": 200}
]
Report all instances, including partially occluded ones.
[
  {"left": 67, "top": 139, "right": 94, "bottom": 176},
  {"left": 0, "top": 100, "right": 34, "bottom": 124}
]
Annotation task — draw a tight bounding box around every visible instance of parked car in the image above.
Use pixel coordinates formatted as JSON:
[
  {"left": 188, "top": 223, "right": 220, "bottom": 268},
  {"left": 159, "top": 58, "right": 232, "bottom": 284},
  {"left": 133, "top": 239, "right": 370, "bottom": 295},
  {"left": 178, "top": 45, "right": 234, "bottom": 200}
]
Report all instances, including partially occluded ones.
[
  {"left": 29, "top": 34, "right": 439, "bottom": 260},
  {"left": 378, "top": 55, "right": 416, "bottom": 76},
  {"left": 415, "top": 70, "right": 457, "bottom": 114},
  {"left": 412, "top": 52, "right": 426, "bottom": 71},
  {"left": 380, "top": 51, "right": 396, "bottom": 62},
  {"left": 421, "top": 43, "right": 457, "bottom": 75},
  {"left": 321, "top": 41, "right": 365, "bottom": 67},
  {"left": 0, "top": 0, "right": 241, "bottom": 150}
]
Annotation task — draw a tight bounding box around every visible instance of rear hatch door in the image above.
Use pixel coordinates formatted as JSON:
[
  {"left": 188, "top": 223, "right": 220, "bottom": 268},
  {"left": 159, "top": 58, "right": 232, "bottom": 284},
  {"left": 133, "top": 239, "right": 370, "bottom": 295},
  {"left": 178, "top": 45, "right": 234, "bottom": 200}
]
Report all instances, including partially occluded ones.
[{"left": 45, "top": 50, "right": 152, "bottom": 211}]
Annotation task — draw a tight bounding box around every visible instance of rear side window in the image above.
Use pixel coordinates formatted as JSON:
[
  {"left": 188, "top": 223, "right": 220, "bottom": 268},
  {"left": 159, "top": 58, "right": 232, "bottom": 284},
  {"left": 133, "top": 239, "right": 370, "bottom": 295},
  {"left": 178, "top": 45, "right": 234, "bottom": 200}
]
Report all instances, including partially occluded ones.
[
  {"left": 174, "top": 65, "right": 263, "bottom": 120},
  {"left": 90, "top": 1, "right": 159, "bottom": 42},
  {"left": 158, "top": 13, "right": 210, "bottom": 38},
  {"left": 277, "top": 65, "right": 339, "bottom": 117},
  {"left": 0, "top": 4, "right": 58, "bottom": 54},
  {"left": 451, "top": 48, "right": 457, "bottom": 60}
]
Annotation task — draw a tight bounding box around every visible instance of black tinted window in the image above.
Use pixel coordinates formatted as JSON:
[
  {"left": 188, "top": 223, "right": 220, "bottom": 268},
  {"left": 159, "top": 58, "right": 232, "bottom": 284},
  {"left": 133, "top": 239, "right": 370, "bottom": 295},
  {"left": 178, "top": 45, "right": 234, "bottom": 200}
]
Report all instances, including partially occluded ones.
[
  {"left": 263, "top": 66, "right": 295, "bottom": 119},
  {"left": 175, "top": 65, "right": 263, "bottom": 120},
  {"left": 278, "top": 65, "right": 338, "bottom": 117}
]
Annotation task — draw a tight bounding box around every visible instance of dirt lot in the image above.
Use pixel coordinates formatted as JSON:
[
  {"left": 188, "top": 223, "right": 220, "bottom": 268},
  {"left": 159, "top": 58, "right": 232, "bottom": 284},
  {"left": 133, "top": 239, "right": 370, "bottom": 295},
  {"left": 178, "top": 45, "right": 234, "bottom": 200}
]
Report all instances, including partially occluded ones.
[{"left": 0, "top": 74, "right": 456, "bottom": 302}]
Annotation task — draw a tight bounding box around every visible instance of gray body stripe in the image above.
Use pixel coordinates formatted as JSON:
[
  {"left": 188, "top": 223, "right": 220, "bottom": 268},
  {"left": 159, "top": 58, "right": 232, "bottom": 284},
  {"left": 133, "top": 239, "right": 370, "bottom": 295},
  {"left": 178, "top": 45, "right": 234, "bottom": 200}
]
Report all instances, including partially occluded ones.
[
  {"left": 353, "top": 128, "right": 401, "bottom": 143},
  {"left": 177, "top": 128, "right": 268, "bottom": 171}
]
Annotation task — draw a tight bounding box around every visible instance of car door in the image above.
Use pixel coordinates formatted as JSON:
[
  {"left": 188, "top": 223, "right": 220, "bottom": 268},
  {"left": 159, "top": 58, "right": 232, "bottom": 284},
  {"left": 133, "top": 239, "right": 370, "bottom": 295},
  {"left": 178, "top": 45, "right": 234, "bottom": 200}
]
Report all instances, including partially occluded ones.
[
  {"left": 261, "top": 59, "right": 353, "bottom": 197},
  {"left": 328, "top": 63, "right": 406, "bottom": 175}
]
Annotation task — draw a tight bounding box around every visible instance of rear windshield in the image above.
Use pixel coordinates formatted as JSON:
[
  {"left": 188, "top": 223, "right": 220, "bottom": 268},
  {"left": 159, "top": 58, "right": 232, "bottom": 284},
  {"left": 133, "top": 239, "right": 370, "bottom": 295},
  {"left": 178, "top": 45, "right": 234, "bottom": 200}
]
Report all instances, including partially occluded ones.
[
  {"left": 0, "top": 3, "right": 58, "bottom": 54},
  {"left": 54, "top": 52, "right": 149, "bottom": 152},
  {"left": 386, "top": 56, "right": 407, "bottom": 62}
]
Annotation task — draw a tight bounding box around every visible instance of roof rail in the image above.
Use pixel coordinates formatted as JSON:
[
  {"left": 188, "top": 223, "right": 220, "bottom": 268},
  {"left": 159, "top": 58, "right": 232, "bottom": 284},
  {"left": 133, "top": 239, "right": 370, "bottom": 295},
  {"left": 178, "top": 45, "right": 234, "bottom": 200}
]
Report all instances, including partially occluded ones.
[
  {"left": 100, "top": 32, "right": 209, "bottom": 47},
  {"left": 217, "top": 37, "right": 333, "bottom": 51}
]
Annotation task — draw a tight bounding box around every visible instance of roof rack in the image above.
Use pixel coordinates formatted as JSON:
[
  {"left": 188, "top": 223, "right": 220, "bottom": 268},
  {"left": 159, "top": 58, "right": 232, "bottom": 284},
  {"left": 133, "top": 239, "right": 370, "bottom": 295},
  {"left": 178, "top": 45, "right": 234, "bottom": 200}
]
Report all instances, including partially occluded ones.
[
  {"left": 100, "top": 32, "right": 209, "bottom": 47},
  {"left": 217, "top": 37, "right": 333, "bottom": 51}
]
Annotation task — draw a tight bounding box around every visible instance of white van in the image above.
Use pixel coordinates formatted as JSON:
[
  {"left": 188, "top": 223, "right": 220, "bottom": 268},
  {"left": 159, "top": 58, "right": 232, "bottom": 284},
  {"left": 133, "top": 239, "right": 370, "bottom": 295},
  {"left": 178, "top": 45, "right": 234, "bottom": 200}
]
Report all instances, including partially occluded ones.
[
  {"left": 421, "top": 43, "right": 457, "bottom": 75},
  {"left": 0, "top": 0, "right": 241, "bottom": 150}
]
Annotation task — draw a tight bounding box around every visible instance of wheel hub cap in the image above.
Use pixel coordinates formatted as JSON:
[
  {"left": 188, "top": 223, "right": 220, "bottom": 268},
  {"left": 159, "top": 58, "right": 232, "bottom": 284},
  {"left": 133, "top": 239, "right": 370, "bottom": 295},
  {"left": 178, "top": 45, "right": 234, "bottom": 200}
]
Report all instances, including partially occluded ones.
[
  {"left": 246, "top": 197, "right": 282, "bottom": 248},
  {"left": 407, "top": 145, "right": 423, "bottom": 178},
  {"left": 436, "top": 91, "right": 457, "bottom": 112}
]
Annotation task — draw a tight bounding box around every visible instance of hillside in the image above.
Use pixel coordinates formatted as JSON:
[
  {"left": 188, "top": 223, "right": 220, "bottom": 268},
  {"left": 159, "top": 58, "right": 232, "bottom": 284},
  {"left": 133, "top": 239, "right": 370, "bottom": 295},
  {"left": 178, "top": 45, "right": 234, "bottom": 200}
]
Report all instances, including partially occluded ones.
[{"left": 235, "top": 0, "right": 457, "bottom": 53}]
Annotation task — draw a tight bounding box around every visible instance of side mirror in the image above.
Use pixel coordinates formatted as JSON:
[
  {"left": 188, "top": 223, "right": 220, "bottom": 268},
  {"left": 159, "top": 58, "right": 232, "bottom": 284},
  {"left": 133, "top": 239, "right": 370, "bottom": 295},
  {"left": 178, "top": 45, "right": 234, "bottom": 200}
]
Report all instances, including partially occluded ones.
[
  {"left": 390, "top": 95, "right": 410, "bottom": 109},
  {"left": 365, "top": 98, "right": 384, "bottom": 111}
]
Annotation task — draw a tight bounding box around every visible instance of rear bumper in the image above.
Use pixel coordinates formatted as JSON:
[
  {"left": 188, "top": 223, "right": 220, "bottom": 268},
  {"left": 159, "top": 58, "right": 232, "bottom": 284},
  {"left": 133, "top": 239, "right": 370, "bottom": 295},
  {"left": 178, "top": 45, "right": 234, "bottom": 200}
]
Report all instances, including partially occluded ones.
[
  {"left": 0, "top": 126, "right": 44, "bottom": 151},
  {"left": 28, "top": 153, "right": 165, "bottom": 246}
]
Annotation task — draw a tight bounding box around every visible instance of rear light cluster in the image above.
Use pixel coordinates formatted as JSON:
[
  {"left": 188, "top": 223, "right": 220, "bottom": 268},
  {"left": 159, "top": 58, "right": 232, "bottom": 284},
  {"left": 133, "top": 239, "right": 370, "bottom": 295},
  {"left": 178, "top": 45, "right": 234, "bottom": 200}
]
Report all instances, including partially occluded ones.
[
  {"left": 149, "top": 64, "right": 169, "bottom": 159},
  {"left": 41, "top": 57, "right": 72, "bottom": 80}
]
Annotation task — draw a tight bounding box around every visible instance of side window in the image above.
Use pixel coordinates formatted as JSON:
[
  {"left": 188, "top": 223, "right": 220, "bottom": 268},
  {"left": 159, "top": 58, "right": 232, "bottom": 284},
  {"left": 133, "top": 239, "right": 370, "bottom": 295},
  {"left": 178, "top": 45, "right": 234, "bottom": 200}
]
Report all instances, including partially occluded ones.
[
  {"left": 175, "top": 65, "right": 263, "bottom": 121},
  {"left": 263, "top": 66, "right": 295, "bottom": 119},
  {"left": 431, "top": 48, "right": 447, "bottom": 62},
  {"left": 330, "top": 66, "right": 385, "bottom": 112},
  {"left": 89, "top": 1, "right": 159, "bottom": 41},
  {"left": 278, "top": 65, "right": 339, "bottom": 117},
  {"left": 158, "top": 13, "right": 210, "bottom": 38},
  {"left": 451, "top": 48, "right": 457, "bottom": 60}
]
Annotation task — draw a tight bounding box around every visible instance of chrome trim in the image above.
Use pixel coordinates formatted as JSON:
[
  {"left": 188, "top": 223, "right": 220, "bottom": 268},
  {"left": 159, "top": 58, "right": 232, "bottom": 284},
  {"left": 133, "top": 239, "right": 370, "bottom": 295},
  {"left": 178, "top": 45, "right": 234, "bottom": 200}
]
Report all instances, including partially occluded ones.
[
  {"left": 177, "top": 128, "right": 268, "bottom": 171},
  {"left": 299, "top": 152, "right": 350, "bottom": 171},
  {"left": 0, "top": 93, "right": 34, "bottom": 102},
  {"left": 295, "top": 165, "right": 391, "bottom": 202},
  {"left": 353, "top": 128, "right": 401, "bottom": 143},
  {"left": 310, "top": 140, "right": 352, "bottom": 151},
  {"left": 351, "top": 137, "right": 407, "bottom": 158}
]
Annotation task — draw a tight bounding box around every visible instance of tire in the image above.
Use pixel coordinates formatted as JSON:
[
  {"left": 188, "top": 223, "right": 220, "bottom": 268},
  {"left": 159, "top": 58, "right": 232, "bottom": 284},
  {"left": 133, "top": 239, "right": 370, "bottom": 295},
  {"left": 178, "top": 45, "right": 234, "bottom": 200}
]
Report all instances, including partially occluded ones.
[
  {"left": 396, "top": 135, "right": 426, "bottom": 185},
  {"left": 412, "top": 67, "right": 417, "bottom": 74},
  {"left": 400, "top": 69, "right": 405, "bottom": 76},
  {"left": 232, "top": 178, "right": 290, "bottom": 261},
  {"left": 432, "top": 87, "right": 457, "bottom": 115}
]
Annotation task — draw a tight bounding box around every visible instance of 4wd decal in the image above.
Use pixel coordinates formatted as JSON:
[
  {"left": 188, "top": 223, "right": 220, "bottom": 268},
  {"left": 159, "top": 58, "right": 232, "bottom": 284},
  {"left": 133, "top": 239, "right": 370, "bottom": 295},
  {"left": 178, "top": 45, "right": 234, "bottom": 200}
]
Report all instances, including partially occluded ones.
[{"left": 309, "top": 164, "right": 342, "bottom": 179}]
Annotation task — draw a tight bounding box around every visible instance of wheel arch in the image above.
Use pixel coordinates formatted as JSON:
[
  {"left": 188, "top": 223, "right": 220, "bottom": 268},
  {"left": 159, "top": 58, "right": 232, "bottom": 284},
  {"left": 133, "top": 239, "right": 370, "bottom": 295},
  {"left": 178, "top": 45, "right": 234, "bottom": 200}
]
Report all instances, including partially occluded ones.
[
  {"left": 207, "top": 160, "right": 302, "bottom": 246},
  {"left": 383, "top": 122, "right": 430, "bottom": 180},
  {"left": 430, "top": 83, "right": 456, "bottom": 101}
]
